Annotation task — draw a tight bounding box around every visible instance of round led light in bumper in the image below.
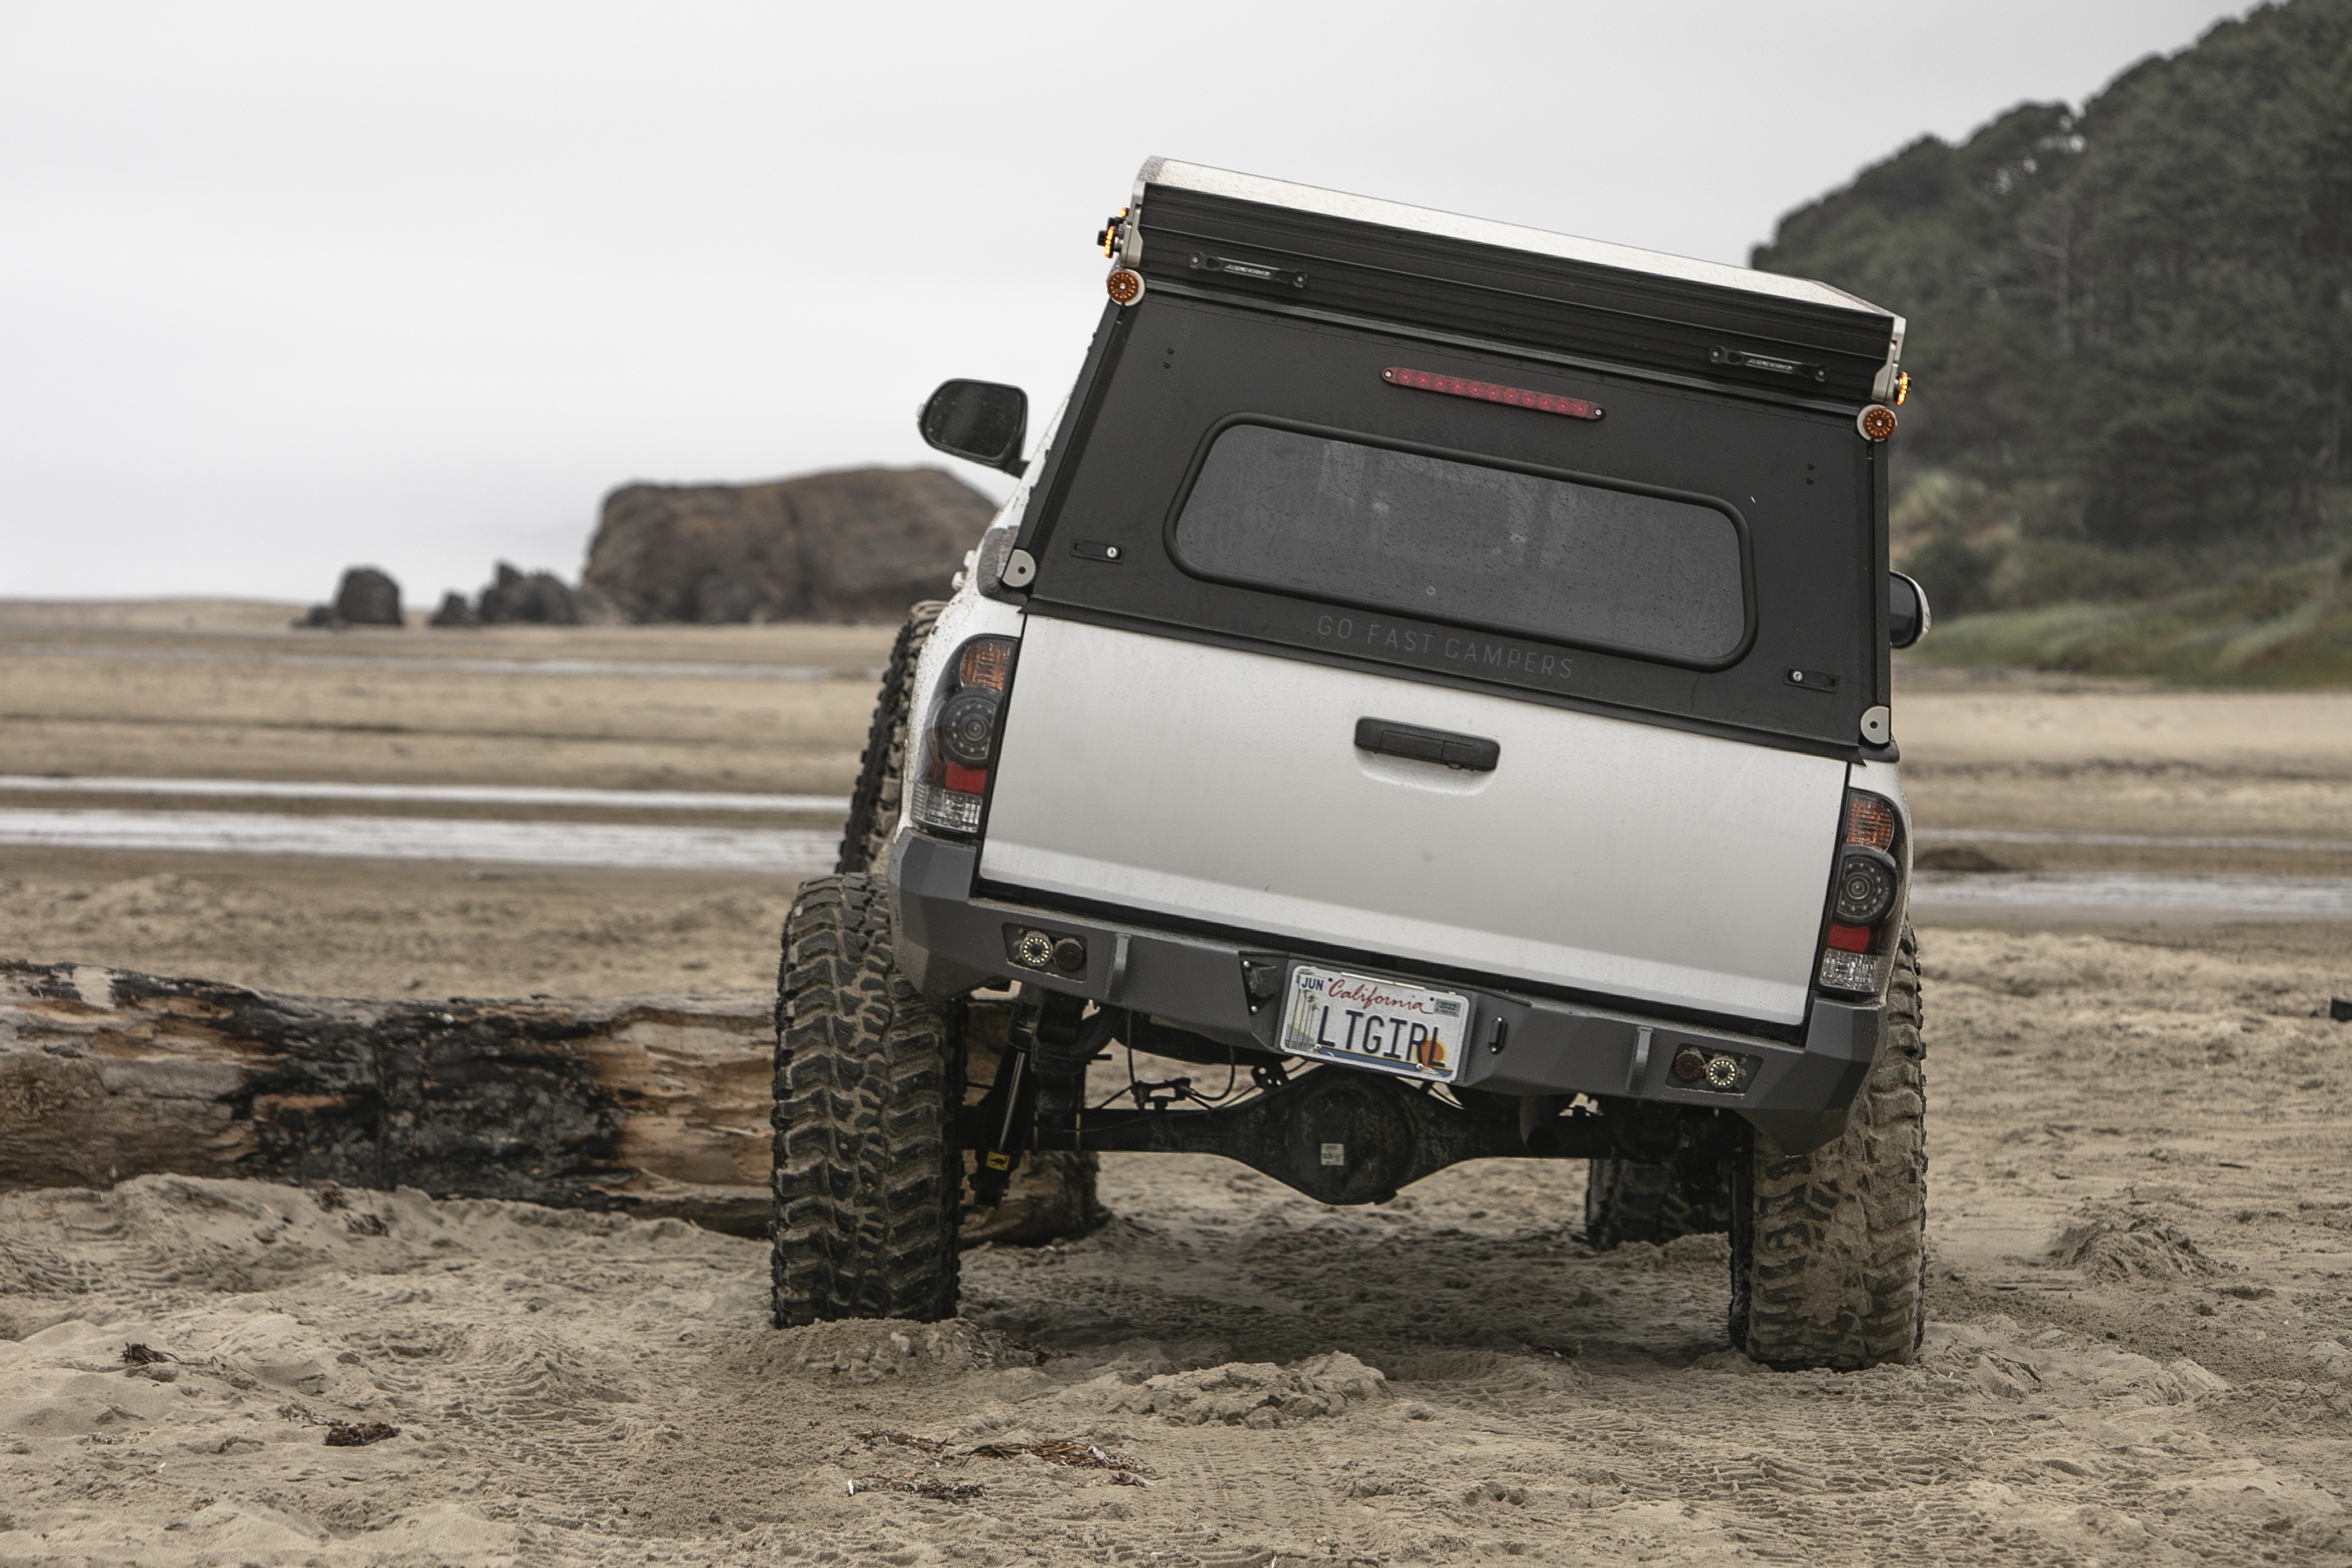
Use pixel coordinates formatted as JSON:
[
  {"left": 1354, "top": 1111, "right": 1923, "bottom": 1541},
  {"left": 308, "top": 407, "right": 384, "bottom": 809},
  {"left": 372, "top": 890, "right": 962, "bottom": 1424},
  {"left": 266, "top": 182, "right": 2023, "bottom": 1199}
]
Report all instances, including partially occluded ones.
[{"left": 1833, "top": 847, "right": 1900, "bottom": 925}]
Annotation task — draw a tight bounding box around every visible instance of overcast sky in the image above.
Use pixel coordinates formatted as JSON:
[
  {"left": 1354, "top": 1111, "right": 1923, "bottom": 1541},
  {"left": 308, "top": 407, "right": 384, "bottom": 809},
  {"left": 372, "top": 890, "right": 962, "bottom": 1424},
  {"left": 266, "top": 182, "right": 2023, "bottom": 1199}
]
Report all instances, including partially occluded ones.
[{"left": 2, "top": 0, "right": 2251, "bottom": 606}]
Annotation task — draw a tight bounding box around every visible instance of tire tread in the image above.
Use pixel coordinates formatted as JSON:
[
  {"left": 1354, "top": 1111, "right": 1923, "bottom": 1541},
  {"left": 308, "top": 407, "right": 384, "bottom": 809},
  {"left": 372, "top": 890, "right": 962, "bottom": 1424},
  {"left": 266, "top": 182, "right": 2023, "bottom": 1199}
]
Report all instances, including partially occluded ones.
[
  {"left": 770, "top": 872, "right": 960, "bottom": 1326},
  {"left": 1736, "top": 924, "right": 1926, "bottom": 1369},
  {"left": 836, "top": 602, "right": 946, "bottom": 875}
]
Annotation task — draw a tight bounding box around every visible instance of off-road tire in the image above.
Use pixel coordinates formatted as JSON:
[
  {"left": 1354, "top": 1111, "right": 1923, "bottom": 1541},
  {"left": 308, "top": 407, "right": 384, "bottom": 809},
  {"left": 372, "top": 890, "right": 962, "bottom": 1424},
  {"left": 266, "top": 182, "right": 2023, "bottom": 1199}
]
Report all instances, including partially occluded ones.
[
  {"left": 836, "top": 601, "right": 946, "bottom": 875},
  {"left": 770, "top": 873, "right": 962, "bottom": 1325},
  {"left": 1730, "top": 924, "right": 1925, "bottom": 1369},
  {"left": 1583, "top": 1155, "right": 1733, "bottom": 1250}
]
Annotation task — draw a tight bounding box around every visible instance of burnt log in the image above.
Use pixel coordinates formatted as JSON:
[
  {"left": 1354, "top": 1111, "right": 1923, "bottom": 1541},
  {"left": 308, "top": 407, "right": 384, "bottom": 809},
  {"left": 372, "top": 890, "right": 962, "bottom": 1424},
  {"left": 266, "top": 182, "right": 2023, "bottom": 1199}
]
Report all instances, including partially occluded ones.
[
  {"left": 0, "top": 960, "right": 773, "bottom": 1233},
  {"left": 0, "top": 961, "right": 1103, "bottom": 1244}
]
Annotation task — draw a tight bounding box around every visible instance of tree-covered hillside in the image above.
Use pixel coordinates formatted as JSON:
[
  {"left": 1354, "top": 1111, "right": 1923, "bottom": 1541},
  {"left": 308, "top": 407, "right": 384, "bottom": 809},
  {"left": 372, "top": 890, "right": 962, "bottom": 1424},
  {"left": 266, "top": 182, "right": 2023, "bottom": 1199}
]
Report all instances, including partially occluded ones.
[{"left": 1755, "top": 0, "right": 2350, "bottom": 612}]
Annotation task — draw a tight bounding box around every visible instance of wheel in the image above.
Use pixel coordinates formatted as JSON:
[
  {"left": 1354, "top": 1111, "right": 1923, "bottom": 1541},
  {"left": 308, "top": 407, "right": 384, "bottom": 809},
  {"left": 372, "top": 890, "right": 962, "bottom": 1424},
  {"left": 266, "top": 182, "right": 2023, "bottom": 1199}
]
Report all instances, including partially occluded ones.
[
  {"left": 1583, "top": 1154, "right": 1733, "bottom": 1250},
  {"left": 836, "top": 601, "right": 946, "bottom": 874},
  {"left": 1730, "top": 924, "right": 1926, "bottom": 1369},
  {"left": 770, "top": 872, "right": 963, "bottom": 1325}
]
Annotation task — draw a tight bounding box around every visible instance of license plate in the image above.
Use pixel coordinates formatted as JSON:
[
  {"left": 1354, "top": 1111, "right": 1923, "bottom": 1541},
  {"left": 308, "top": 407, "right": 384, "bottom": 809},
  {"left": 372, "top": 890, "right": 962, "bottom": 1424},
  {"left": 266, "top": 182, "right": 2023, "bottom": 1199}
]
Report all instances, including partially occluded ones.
[{"left": 1276, "top": 965, "right": 1471, "bottom": 1083}]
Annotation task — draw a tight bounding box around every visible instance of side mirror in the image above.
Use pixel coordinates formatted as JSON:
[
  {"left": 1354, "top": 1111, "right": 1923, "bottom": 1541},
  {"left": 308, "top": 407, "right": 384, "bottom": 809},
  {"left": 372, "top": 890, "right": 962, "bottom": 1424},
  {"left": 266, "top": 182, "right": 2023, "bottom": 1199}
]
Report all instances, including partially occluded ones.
[
  {"left": 1888, "top": 571, "right": 1931, "bottom": 649},
  {"left": 919, "top": 380, "right": 1029, "bottom": 477}
]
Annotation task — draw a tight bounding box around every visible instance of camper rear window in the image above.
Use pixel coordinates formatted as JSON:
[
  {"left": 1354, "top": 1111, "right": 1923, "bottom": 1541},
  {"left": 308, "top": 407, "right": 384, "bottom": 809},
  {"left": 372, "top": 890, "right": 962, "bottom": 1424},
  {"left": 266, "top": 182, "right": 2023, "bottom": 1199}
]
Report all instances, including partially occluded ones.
[{"left": 1171, "top": 423, "right": 1748, "bottom": 666}]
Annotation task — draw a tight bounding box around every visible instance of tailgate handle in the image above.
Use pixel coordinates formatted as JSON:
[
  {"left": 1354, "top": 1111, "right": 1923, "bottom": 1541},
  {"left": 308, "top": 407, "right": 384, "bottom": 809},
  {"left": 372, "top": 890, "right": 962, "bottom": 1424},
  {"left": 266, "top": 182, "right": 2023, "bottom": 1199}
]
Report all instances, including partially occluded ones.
[{"left": 1354, "top": 718, "right": 1499, "bottom": 772}]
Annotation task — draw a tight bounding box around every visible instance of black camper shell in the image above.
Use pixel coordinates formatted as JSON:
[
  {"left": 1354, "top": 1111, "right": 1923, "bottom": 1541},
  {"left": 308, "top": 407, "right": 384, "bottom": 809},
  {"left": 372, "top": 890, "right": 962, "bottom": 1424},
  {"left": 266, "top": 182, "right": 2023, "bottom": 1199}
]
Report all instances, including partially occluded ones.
[{"left": 997, "top": 159, "right": 1909, "bottom": 761}]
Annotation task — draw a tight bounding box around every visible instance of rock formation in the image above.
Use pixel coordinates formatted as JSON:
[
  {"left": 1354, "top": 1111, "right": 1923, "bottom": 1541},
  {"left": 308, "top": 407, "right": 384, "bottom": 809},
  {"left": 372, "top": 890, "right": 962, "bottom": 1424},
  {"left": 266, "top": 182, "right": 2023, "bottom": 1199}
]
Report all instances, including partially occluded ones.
[
  {"left": 431, "top": 563, "right": 608, "bottom": 628},
  {"left": 297, "top": 567, "right": 403, "bottom": 629},
  {"left": 582, "top": 465, "right": 996, "bottom": 623},
  {"left": 476, "top": 562, "right": 584, "bottom": 625},
  {"left": 427, "top": 591, "right": 479, "bottom": 628}
]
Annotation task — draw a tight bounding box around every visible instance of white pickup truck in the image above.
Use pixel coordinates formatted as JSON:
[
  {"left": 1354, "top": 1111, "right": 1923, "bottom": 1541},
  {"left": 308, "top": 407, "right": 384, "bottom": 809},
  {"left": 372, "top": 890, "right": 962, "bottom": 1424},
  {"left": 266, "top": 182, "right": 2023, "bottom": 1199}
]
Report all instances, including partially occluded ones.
[{"left": 772, "top": 159, "right": 1931, "bottom": 1370}]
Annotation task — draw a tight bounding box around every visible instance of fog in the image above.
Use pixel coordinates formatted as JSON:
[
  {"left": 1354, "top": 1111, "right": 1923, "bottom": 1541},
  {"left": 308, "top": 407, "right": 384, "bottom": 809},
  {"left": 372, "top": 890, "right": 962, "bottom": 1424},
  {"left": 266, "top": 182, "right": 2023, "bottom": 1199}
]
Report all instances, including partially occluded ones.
[{"left": 0, "top": 1, "right": 2248, "bottom": 605}]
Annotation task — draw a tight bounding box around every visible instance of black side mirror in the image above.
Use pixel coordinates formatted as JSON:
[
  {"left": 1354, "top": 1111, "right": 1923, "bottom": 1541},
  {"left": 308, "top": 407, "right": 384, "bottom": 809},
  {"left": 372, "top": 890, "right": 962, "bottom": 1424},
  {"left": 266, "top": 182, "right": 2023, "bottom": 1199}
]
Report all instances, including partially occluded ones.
[
  {"left": 1888, "top": 571, "right": 1931, "bottom": 649},
  {"left": 919, "top": 380, "right": 1029, "bottom": 477}
]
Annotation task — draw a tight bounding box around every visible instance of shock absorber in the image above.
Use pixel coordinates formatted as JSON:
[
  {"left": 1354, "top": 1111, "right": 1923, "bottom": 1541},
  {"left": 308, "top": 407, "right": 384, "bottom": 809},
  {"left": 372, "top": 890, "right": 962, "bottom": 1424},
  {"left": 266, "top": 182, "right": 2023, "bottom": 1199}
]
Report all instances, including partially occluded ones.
[{"left": 968, "top": 988, "right": 1090, "bottom": 1207}]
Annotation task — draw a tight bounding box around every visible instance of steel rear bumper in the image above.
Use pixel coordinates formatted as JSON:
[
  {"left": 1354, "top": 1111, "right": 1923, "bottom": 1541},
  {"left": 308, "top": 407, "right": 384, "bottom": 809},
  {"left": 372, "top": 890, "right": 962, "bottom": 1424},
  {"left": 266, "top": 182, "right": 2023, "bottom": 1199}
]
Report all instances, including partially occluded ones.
[{"left": 891, "top": 833, "right": 1881, "bottom": 1154}]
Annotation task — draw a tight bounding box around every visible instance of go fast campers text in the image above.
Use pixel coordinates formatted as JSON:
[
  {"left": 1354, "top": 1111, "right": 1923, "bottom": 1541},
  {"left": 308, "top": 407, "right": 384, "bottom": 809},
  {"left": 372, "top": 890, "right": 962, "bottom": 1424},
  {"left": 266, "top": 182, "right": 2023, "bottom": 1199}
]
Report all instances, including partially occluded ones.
[{"left": 1313, "top": 613, "right": 1574, "bottom": 687}]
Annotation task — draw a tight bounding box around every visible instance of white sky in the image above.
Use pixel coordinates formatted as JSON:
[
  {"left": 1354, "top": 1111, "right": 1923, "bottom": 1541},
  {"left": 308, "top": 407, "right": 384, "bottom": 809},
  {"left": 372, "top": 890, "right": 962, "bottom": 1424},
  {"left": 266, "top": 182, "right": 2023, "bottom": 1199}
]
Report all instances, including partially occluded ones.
[{"left": 1, "top": 0, "right": 2248, "bottom": 606}]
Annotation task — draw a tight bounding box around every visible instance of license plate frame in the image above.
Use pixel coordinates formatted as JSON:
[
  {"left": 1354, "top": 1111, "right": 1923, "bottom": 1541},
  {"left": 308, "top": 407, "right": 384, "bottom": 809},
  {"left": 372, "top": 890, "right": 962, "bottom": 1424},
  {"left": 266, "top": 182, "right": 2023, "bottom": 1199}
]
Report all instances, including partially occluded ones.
[{"left": 1276, "top": 964, "right": 1471, "bottom": 1083}]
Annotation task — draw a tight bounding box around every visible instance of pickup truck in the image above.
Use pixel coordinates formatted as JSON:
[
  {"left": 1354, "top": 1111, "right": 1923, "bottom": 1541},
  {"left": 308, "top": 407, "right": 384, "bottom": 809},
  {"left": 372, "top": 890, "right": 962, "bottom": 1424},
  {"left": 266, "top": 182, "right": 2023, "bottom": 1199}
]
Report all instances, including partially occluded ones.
[{"left": 772, "top": 157, "right": 1931, "bottom": 1370}]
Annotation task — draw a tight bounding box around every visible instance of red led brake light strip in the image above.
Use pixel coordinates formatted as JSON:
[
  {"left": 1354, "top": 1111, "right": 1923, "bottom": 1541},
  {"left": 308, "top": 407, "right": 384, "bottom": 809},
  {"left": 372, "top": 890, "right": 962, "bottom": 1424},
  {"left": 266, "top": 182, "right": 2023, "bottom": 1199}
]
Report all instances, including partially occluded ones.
[{"left": 1382, "top": 366, "right": 1604, "bottom": 421}]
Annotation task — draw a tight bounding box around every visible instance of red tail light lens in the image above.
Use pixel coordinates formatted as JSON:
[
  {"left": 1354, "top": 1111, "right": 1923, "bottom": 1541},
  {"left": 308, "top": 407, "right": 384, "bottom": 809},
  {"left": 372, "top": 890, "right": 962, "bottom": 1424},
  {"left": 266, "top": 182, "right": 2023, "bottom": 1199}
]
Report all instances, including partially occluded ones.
[
  {"left": 911, "top": 636, "right": 1018, "bottom": 837},
  {"left": 1818, "top": 789, "right": 1905, "bottom": 996}
]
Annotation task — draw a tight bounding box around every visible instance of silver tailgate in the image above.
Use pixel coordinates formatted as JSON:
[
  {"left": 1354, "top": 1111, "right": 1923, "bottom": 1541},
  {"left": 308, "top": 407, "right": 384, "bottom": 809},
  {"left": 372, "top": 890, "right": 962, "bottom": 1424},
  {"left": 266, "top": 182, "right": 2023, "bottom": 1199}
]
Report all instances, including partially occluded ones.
[{"left": 981, "top": 618, "right": 1845, "bottom": 1024}]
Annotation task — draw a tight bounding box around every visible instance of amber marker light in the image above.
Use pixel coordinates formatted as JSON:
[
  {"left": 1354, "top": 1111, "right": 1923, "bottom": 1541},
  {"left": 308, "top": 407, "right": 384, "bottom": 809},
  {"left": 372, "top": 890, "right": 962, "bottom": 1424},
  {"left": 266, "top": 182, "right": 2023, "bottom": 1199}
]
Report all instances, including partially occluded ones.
[
  {"left": 1894, "top": 372, "right": 1911, "bottom": 405},
  {"left": 1106, "top": 268, "right": 1144, "bottom": 305},
  {"left": 957, "top": 639, "right": 1013, "bottom": 693},
  {"left": 1843, "top": 793, "right": 1897, "bottom": 851},
  {"left": 1857, "top": 404, "right": 1898, "bottom": 441},
  {"left": 1096, "top": 206, "right": 1127, "bottom": 257}
]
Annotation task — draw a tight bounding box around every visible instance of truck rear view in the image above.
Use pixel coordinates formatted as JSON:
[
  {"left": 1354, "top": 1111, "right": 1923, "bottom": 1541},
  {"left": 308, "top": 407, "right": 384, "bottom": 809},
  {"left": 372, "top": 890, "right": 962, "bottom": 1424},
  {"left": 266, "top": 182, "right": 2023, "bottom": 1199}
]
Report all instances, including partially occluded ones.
[{"left": 776, "top": 159, "right": 1932, "bottom": 1371}]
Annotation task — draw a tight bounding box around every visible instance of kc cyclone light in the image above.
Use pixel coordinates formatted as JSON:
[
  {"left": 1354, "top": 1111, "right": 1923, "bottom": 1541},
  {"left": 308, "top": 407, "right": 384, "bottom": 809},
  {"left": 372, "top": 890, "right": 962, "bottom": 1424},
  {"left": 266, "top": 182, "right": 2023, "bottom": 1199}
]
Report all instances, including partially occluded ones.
[{"left": 1669, "top": 1046, "right": 1754, "bottom": 1094}]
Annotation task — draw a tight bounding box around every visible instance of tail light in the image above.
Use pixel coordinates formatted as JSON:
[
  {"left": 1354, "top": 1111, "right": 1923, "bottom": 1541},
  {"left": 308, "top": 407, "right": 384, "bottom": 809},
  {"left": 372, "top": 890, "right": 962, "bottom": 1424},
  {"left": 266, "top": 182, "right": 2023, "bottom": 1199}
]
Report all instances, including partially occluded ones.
[
  {"left": 909, "top": 636, "right": 1017, "bottom": 837},
  {"left": 1816, "top": 790, "right": 1904, "bottom": 996}
]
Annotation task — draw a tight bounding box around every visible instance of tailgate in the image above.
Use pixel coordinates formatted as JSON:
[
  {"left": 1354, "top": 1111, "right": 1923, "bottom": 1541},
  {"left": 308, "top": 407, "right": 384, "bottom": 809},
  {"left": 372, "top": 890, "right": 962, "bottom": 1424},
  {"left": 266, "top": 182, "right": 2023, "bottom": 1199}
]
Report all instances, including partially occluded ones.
[{"left": 980, "top": 618, "right": 1846, "bottom": 1026}]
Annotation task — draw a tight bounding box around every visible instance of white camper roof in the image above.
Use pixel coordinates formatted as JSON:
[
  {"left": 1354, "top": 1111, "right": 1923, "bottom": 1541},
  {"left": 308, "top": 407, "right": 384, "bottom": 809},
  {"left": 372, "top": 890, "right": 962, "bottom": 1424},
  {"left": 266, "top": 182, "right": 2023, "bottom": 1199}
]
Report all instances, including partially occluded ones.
[{"left": 1134, "top": 158, "right": 1897, "bottom": 325}]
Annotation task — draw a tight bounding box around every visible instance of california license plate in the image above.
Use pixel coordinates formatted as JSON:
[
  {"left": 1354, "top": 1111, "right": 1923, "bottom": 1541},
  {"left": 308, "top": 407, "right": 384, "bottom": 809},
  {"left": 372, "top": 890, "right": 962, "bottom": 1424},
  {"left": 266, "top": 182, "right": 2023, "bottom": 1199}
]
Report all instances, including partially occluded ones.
[{"left": 1276, "top": 965, "right": 1470, "bottom": 1083}]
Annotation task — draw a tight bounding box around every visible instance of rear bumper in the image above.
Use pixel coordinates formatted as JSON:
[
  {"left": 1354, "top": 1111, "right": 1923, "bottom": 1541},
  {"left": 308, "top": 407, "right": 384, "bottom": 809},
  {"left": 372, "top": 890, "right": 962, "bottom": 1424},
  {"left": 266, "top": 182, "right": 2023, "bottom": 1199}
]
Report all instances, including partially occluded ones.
[{"left": 891, "top": 832, "right": 1881, "bottom": 1154}]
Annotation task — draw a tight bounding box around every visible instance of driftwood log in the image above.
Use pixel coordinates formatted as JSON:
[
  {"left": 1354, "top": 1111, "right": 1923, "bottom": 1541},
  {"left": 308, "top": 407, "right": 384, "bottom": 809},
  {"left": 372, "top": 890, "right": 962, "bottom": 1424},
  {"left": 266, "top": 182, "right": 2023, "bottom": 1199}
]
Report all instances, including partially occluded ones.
[{"left": 0, "top": 960, "right": 1099, "bottom": 1242}]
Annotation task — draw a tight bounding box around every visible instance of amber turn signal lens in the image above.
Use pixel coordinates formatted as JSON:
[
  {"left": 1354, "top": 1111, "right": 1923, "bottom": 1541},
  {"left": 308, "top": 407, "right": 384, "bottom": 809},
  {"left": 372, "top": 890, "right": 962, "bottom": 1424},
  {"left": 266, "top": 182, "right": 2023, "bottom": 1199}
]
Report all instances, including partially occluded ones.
[
  {"left": 1106, "top": 268, "right": 1144, "bottom": 305},
  {"left": 1843, "top": 794, "right": 1897, "bottom": 851},
  {"left": 957, "top": 638, "right": 1014, "bottom": 693},
  {"left": 1894, "top": 372, "right": 1911, "bottom": 406},
  {"left": 1858, "top": 404, "right": 1898, "bottom": 441}
]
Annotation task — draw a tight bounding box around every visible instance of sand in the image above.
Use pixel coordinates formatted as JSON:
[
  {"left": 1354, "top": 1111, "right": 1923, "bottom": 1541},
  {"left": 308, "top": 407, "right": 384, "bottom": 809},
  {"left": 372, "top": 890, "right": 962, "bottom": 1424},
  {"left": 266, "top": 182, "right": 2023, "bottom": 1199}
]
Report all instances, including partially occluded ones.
[
  {"left": 3, "top": 606, "right": 2351, "bottom": 1563},
  {"left": 5, "top": 929, "right": 2350, "bottom": 1565}
]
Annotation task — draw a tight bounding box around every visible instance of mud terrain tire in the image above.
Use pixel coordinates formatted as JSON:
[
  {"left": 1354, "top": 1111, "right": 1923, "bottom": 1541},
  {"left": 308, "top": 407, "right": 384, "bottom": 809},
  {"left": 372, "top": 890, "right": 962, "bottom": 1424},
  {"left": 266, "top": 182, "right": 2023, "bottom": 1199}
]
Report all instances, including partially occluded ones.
[
  {"left": 1731, "top": 925, "right": 1925, "bottom": 1369},
  {"left": 1583, "top": 1155, "right": 1733, "bottom": 1250},
  {"left": 771, "top": 873, "right": 962, "bottom": 1325},
  {"left": 836, "top": 601, "right": 946, "bottom": 874}
]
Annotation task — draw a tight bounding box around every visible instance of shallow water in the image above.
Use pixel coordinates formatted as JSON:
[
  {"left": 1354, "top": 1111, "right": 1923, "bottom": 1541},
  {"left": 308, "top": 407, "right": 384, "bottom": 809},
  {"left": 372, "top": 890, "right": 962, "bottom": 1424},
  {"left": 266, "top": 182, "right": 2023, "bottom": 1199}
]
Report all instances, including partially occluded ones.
[
  {"left": 1911, "top": 868, "right": 2352, "bottom": 918},
  {"left": 0, "top": 775, "right": 849, "bottom": 813},
  {"left": 0, "top": 807, "right": 838, "bottom": 874},
  {"left": 1914, "top": 826, "right": 2352, "bottom": 854},
  {"left": 2, "top": 641, "right": 867, "bottom": 681}
]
